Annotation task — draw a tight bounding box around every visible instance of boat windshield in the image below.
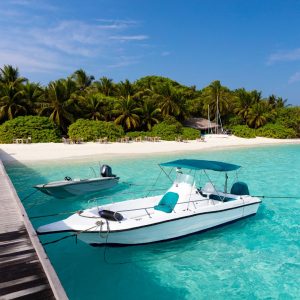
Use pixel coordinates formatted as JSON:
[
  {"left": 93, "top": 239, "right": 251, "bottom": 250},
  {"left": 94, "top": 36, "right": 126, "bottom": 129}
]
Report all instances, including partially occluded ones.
[{"left": 175, "top": 173, "right": 194, "bottom": 185}]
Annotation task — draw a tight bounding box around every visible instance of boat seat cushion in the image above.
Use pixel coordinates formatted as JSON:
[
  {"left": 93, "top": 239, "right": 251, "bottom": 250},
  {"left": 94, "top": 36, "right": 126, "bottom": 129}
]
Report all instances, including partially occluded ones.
[{"left": 154, "top": 192, "right": 179, "bottom": 213}]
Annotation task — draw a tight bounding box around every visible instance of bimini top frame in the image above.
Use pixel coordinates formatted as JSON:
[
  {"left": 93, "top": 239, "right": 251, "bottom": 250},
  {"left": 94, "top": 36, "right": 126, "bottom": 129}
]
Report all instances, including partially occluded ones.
[{"left": 160, "top": 159, "right": 241, "bottom": 172}]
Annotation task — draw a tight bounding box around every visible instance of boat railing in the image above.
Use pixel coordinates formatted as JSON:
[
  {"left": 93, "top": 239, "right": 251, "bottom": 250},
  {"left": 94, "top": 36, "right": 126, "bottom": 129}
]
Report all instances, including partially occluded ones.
[{"left": 114, "top": 197, "right": 212, "bottom": 219}]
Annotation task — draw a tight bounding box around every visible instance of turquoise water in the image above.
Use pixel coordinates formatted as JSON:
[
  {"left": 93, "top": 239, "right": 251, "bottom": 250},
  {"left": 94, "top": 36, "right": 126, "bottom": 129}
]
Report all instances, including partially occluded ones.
[{"left": 4, "top": 145, "right": 300, "bottom": 299}]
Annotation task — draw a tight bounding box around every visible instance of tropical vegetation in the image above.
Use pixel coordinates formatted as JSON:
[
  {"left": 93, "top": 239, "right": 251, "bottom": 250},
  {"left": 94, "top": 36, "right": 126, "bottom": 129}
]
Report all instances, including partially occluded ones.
[
  {"left": 0, "top": 64, "right": 299, "bottom": 143},
  {"left": 68, "top": 119, "right": 124, "bottom": 142},
  {"left": 0, "top": 116, "right": 60, "bottom": 143}
]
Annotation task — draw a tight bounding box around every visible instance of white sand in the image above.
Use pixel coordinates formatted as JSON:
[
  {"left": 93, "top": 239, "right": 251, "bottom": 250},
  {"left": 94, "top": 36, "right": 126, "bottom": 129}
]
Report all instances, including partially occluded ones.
[{"left": 0, "top": 136, "right": 299, "bottom": 163}]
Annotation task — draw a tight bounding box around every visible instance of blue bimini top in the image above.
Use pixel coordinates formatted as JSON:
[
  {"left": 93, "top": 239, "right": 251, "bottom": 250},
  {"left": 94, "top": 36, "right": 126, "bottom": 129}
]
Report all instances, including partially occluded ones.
[{"left": 159, "top": 159, "right": 241, "bottom": 172}]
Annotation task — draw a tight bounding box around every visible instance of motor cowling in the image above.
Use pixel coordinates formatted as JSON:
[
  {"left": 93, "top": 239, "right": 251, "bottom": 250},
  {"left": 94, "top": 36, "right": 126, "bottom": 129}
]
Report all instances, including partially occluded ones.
[
  {"left": 101, "top": 165, "right": 115, "bottom": 177},
  {"left": 230, "top": 181, "right": 250, "bottom": 195}
]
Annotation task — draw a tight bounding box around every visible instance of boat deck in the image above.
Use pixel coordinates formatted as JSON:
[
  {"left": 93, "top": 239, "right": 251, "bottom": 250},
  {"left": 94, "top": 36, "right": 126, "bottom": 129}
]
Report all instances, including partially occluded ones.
[{"left": 0, "top": 160, "right": 68, "bottom": 300}]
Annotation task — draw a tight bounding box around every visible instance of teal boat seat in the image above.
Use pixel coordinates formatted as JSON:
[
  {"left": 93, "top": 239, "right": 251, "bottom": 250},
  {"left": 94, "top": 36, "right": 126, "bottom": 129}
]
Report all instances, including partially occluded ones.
[
  {"left": 154, "top": 192, "right": 179, "bottom": 213},
  {"left": 230, "top": 182, "right": 249, "bottom": 195}
]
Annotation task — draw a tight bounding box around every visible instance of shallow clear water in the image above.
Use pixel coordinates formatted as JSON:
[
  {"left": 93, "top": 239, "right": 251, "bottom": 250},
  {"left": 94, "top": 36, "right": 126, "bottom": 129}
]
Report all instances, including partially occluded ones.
[{"left": 4, "top": 145, "right": 300, "bottom": 300}]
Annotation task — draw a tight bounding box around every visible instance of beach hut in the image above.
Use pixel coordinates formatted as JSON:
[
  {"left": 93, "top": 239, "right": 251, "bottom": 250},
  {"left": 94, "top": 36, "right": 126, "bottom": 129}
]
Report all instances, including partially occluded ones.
[{"left": 183, "top": 118, "right": 220, "bottom": 134}]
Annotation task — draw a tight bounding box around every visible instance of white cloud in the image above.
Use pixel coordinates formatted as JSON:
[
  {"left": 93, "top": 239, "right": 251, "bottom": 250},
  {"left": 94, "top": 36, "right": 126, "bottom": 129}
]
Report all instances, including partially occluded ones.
[
  {"left": 9, "top": 0, "right": 57, "bottom": 11},
  {"left": 288, "top": 72, "right": 300, "bottom": 84},
  {"left": 161, "top": 51, "right": 171, "bottom": 56},
  {"left": 10, "top": 0, "right": 32, "bottom": 5},
  {"left": 109, "top": 35, "right": 149, "bottom": 41},
  {"left": 0, "top": 0, "right": 151, "bottom": 79},
  {"left": 0, "top": 9, "right": 23, "bottom": 17},
  {"left": 108, "top": 56, "right": 140, "bottom": 68},
  {"left": 96, "top": 18, "right": 138, "bottom": 25},
  {"left": 95, "top": 19, "right": 138, "bottom": 28},
  {"left": 0, "top": 50, "right": 68, "bottom": 73},
  {"left": 268, "top": 48, "right": 300, "bottom": 64},
  {"left": 26, "top": 20, "right": 149, "bottom": 57}
]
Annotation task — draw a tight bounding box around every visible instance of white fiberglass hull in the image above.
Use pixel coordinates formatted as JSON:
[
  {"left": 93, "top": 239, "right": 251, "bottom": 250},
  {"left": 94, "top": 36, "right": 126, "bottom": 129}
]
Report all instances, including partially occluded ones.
[
  {"left": 35, "top": 177, "right": 119, "bottom": 198},
  {"left": 37, "top": 169, "right": 261, "bottom": 246},
  {"left": 79, "top": 202, "right": 259, "bottom": 246},
  {"left": 38, "top": 196, "right": 260, "bottom": 246}
]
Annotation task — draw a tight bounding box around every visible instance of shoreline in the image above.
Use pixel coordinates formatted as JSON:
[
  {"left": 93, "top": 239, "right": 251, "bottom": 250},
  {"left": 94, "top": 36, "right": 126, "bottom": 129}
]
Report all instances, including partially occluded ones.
[{"left": 1, "top": 136, "right": 299, "bottom": 164}]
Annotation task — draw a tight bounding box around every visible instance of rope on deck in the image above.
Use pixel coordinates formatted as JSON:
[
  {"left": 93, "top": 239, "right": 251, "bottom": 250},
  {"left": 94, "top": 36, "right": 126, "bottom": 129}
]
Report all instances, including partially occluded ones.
[{"left": 252, "top": 195, "right": 300, "bottom": 199}]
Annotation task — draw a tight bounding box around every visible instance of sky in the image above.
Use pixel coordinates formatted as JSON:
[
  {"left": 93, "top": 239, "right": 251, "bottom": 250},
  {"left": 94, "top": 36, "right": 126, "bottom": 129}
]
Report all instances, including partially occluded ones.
[{"left": 0, "top": 0, "right": 300, "bottom": 105}]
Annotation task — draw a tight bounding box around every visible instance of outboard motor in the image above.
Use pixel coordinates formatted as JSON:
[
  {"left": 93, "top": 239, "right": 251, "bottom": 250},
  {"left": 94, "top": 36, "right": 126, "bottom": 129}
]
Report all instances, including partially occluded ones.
[
  {"left": 100, "top": 164, "right": 115, "bottom": 177},
  {"left": 230, "top": 182, "right": 250, "bottom": 195}
]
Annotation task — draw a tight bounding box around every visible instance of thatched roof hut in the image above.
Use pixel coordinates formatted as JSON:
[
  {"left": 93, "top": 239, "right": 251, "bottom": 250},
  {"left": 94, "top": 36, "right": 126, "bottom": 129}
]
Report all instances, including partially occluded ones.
[{"left": 183, "top": 118, "right": 220, "bottom": 131}]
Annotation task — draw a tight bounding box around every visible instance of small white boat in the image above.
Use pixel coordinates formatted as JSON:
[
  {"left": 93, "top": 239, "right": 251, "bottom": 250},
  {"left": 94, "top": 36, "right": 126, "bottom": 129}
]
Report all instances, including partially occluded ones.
[
  {"left": 34, "top": 165, "right": 119, "bottom": 198},
  {"left": 37, "top": 159, "right": 261, "bottom": 245}
]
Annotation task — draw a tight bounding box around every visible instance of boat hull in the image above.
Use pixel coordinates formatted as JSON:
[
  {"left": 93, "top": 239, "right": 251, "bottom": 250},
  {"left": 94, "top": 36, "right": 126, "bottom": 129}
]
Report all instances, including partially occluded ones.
[
  {"left": 35, "top": 177, "right": 119, "bottom": 198},
  {"left": 78, "top": 202, "right": 260, "bottom": 246}
]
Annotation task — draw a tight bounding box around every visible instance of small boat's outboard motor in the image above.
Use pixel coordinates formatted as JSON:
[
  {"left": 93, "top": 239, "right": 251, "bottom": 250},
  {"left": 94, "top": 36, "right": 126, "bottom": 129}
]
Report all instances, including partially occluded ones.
[{"left": 100, "top": 164, "right": 116, "bottom": 177}]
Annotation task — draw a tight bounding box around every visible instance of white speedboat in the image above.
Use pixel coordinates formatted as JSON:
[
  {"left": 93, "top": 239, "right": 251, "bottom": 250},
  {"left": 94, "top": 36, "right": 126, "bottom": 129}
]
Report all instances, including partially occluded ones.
[
  {"left": 37, "top": 159, "right": 261, "bottom": 245},
  {"left": 34, "top": 165, "right": 119, "bottom": 198}
]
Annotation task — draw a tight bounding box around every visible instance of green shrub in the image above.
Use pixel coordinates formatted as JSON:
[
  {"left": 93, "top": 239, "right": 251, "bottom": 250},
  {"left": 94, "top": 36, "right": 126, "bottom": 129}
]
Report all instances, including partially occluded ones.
[
  {"left": 256, "top": 123, "right": 297, "bottom": 139},
  {"left": 275, "top": 107, "right": 300, "bottom": 136},
  {"left": 161, "top": 116, "right": 182, "bottom": 127},
  {"left": 181, "top": 127, "right": 200, "bottom": 140},
  {"left": 228, "top": 115, "right": 244, "bottom": 126},
  {"left": 68, "top": 119, "right": 124, "bottom": 141},
  {"left": 0, "top": 116, "right": 61, "bottom": 143},
  {"left": 151, "top": 119, "right": 200, "bottom": 141},
  {"left": 151, "top": 119, "right": 183, "bottom": 141},
  {"left": 126, "top": 131, "right": 150, "bottom": 138},
  {"left": 231, "top": 125, "right": 256, "bottom": 138}
]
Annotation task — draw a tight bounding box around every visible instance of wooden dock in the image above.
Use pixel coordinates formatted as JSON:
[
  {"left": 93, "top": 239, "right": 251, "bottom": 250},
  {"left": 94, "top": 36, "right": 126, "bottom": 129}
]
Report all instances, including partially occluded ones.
[{"left": 0, "top": 160, "right": 68, "bottom": 300}]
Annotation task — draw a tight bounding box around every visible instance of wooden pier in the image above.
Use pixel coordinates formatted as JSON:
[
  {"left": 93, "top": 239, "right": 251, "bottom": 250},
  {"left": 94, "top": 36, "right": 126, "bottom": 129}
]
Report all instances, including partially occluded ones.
[{"left": 0, "top": 160, "right": 68, "bottom": 300}]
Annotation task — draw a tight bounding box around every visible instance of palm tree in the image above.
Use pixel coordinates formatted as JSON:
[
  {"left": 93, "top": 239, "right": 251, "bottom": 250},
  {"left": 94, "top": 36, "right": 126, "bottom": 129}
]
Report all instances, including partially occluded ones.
[
  {"left": 0, "top": 65, "right": 27, "bottom": 87},
  {"left": 23, "top": 82, "right": 44, "bottom": 115},
  {"left": 81, "top": 94, "right": 109, "bottom": 121},
  {"left": 116, "top": 79, "right": 136, "bottom": 98},
  {"left": 113, "top": 96, "right": 140, "bottom": 130},
  {"left": 40, "top": 79, "right": 77, "bottom": 133},
  {"left": 0, "top": 84, "right": 26, "bottom": 121},
  {"left": 251, "top": 90, "right": 262, "bottom": 104},
  {"left": 234, "top": 88, "right": 255, "bottom": 123},
  {"left": 96, "top": 77, "right": 115, "bottom": 96},
  {"left": 154, "top": 84, "right": 181, "bottom": 117},
  {"left": 139, "top": 101, "right": 161, "bottom": 130},
  {"left": 246, "top": 101, "right": 269, "bottom": 128},
  {"left": 202, "top": 81, "right": 233, "bottom": 121},
  {"left": 72, "top": 69, "right": 94, "bottom": 91},
  {"left": 268, "top": 94, "right": 288, "bottom": 109}
]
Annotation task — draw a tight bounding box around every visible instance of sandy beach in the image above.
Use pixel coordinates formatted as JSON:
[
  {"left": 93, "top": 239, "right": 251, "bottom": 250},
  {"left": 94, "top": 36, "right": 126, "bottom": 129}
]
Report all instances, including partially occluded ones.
[{"left": 0, "top": 136, "right": 299, "bottom": 163}]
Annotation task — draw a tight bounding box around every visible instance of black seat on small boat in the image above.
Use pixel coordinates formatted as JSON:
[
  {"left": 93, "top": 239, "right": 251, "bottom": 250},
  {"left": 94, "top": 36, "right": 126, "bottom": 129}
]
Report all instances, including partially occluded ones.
[
  {"left": 230, "top": 182, "right": 249, "bottom": 195},
  {"left": 208, "top": 194, "right": 234, "bottom": 202},
  {"left": 99, "top": 210, "right": 123, "bottom": 221}
]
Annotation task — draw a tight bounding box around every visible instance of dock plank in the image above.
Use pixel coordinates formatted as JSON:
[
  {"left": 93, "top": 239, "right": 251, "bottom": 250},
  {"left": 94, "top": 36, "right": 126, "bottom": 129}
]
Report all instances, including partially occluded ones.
[{"left": 0, "top": 160, "right": 68, "bottom": 300}]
